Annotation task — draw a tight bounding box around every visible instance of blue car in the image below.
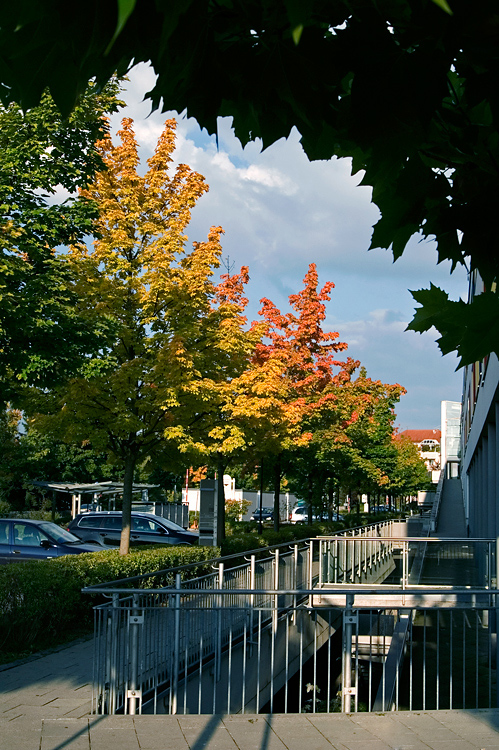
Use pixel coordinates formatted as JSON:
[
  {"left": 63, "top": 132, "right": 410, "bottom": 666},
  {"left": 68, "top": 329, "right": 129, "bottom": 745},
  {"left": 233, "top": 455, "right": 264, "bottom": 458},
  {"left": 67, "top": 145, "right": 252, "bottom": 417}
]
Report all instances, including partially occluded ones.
[{"left": 0, "top": 518, "right": 103, "bottom": 563}]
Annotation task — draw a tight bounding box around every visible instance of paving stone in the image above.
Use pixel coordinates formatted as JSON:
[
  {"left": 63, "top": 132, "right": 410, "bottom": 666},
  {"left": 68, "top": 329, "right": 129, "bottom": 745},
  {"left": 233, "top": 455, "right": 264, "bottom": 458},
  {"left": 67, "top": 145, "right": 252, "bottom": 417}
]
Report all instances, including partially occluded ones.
[
  {"left": 263, "top": 715, "right": 335, "bottom": 748},
  {"left": 41, "top": 718, "right": 89, "bottom": 736},
  {"left": 61, "top": 705, "right": 93, "bottom": 718},
  {"left": 89, "top": 740, "right": 140, "bottom": 750},
  {"left": 221, "top": 716, "right": 287, "bottom": 750},
  {"left": 0, "top": 728, "right": 42, "bottom": 750},
  {"left": 1, "top": 705, "right": 68, "bottom": 720},
  {"left": 307, "top": 715, "right": 379, "bottom": 740},
  {"left": 181, "top": 723, "right": 239, "bottom": 750},
  {"left": 427, "top": 742, "right": 478, "bottom": 750},
  {"left": 90, "top": 716, "right": 138, "bottom": 730},
  {"left": 133, "top": 717, "right": 186, "bottom": 744},
  {"left": 88, "top": 729, "right": 141, "bottom": 750},
  {"left": 42, "top": 741, "right": 89, "bottom": 750},
  {"left": 331, "top": 740, "right": 394, "bottom": 750}
]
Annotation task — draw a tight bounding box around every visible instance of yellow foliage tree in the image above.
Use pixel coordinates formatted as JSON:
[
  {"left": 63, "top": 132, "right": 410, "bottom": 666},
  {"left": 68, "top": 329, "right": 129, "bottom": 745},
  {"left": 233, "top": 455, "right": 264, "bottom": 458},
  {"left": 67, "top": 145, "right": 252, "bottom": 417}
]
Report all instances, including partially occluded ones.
[{"left": 30, "top": 118, "right": 242, "bottom": 554}]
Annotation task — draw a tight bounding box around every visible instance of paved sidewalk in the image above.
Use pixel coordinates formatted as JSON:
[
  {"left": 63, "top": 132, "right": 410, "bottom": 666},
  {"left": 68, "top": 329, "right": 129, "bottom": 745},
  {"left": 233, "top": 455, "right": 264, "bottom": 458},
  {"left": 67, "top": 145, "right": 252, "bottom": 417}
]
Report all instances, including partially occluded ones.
[{"left": 2, "top": 639, "right": 499, "bottom": 749}]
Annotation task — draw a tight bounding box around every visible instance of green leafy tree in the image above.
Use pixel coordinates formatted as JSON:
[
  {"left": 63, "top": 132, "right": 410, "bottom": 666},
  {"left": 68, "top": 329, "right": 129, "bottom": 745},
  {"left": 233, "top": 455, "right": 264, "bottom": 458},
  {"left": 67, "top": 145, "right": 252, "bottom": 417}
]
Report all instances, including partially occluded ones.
[
  {"left": 225, "top": 497, "right": 252, "bottom": 526},
  {"left": 0, "top": 82, "right": 122, "bottom": 405},
  {"left": 286, "top": 369, "right": 406, "bottom": 514},
  {"left": 388, "top": 433, "right": 432, "bottom": 503},
  {"left": 0, "top": 417, "right": 115, "bottom": 512}
]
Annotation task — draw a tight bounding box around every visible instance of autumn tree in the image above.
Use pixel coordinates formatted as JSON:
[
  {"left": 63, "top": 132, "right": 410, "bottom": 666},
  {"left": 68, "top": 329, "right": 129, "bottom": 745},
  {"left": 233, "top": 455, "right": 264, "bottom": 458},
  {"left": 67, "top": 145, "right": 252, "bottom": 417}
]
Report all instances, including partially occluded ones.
[
  {"left": 0, "top": 82, "right": 122, "bottom": 406},
  {"left": 226, "top": 263, "right": 357, "bottom": 530},
  {"left": 172, "top": 266, "right": 263, "bottom": 541},
  {"left": 29, "top": 118, "right": 230, "bottom": 554}
]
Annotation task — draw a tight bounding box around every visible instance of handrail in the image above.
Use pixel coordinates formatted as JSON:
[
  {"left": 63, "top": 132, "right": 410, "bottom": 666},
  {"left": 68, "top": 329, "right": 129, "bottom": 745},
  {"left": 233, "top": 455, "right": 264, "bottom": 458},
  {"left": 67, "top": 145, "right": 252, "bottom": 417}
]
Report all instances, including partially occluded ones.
[
  {"left": 82, "top": 518, "right": 399, "bottom": 591},
  {"left": 90, "top": 585, "right": 499, "bottom": 598}
]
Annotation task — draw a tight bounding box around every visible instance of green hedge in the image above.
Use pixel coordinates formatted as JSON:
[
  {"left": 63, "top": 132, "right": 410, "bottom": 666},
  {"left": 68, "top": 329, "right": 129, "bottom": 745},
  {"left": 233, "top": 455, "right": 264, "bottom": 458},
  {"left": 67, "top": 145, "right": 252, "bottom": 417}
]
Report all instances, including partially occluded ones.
[
  {"left": 220, "top": 521, "right": 345, "bottom": 557},
  {"left": 0, "top": 545, "right": 219, "bottom": 661}
]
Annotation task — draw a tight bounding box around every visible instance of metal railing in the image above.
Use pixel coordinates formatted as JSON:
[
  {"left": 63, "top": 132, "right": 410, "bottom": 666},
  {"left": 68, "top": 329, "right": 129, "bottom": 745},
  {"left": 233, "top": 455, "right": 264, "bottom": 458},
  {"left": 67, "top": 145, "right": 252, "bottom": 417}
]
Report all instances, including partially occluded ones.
[
  {"left": 86, "top": 520, "right": 398, "bottom": 714},
  {"left": 91, "top": 582, "right": 498, "bottom": 715},
  {"left": 86, "top": 525, "right": 497, "bottom": 716}
]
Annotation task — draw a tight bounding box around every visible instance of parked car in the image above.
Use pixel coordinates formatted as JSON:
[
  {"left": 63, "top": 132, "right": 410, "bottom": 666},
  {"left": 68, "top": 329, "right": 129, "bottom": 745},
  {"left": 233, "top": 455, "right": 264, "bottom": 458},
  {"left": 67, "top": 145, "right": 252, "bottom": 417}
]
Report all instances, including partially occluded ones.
[
  {"left": 290, "top": 506, "right": 343, "bottom": 523},
  {"left": 290, "top": 505, "right": 317, "bottom": 523},
  {"left": 0, "top": 518, "right": 103, "bottom": 564},
  {"left": 68, "top": 511, "right": 198, "bottom": 547},
  {"left": 250, "top": 507, "right": 274, "bottom": 522}
]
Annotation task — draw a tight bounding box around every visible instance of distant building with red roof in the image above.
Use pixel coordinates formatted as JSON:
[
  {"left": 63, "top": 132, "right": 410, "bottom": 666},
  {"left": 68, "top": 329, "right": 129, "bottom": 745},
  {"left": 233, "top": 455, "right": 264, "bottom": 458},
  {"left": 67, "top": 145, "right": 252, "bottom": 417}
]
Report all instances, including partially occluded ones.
[
  {"left": 400, "top": 429, "right": 441, "bottom": 447},
  {"left": 400, "top": 429, "right": 441, "bottom": 480}
]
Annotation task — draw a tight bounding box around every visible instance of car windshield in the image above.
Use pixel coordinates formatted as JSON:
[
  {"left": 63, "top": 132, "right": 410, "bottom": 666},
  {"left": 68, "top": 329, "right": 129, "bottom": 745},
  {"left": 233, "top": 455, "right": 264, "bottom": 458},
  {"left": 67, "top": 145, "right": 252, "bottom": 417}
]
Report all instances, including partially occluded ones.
[
  {"left": 142, "top": 516, "right": 185, "bottom": 533},
  {"left": 39, "top": 523, "right": 82, "bottom": 544}
]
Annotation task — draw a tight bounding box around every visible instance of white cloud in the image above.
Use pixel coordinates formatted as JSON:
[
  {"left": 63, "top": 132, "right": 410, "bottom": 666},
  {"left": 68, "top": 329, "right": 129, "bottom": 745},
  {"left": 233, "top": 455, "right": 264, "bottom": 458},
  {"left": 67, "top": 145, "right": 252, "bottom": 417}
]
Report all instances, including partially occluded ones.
[
  {"left": 109, "top": 64, "right": 467, "bottom": 429},
  {"left": 240, "top": 164, "right": 297, "bottom": 194}
]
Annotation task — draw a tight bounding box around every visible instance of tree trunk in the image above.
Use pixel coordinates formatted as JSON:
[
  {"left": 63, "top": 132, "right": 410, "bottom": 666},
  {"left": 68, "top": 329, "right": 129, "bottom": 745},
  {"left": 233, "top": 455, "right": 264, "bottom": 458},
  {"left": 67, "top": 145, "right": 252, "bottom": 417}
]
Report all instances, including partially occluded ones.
[
  {"left": 273, "top": 453, "right": 281, "bottom": 532},
  {"left": 216, "top": 453, "right": 226, "bottom": 543},
  {"left": 120, "top": 451, "right": 137, "bottom": 555}
]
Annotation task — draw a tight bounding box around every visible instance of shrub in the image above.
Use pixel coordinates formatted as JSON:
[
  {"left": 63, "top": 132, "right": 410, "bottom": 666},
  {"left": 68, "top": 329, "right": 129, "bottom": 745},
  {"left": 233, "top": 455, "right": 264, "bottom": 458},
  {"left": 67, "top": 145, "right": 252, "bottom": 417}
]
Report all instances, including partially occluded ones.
[
  {"left": 0, "top": 545, "right": 219, "bottom": 660},
  {"left": 219, "top": 521, "right": 346, "bottom": 558}
]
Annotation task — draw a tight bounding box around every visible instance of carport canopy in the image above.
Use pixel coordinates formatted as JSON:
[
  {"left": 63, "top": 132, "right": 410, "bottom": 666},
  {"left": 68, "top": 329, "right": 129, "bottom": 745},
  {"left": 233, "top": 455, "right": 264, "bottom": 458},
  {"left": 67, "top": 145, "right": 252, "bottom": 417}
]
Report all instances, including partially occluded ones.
[{"left": 32, "top": 481, "right": 160, "bottom": 518}]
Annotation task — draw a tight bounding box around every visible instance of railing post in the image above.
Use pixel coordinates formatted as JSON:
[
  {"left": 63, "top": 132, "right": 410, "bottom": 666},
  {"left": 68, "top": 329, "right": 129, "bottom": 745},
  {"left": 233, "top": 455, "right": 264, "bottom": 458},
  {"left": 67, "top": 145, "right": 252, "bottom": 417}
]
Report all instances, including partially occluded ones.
[
  {"left": 354, "top": 531, "right": 358, "bottom": 582},
  {"left": 273, "top": 548, "right": 279, "bottom": 632},
  {"left": 216, "top": 562, "right": 224, "bottom": 682},
  {"left": 171, "top": 573, "right": 181, "bottom": 715},
  {"left": 342, "top": 593, "right": 357, "bottom": 713},
  {"left": 250, "top": 553, "right": 256, "bottom": 644},
  {"left": 362, "top": 528, "right": 367, "bottom": 578},
  {"left": 402, "top": 541, "right": 408, "bottom": 589},
  {"left": 308, "top": 540, "right": 313, "bottom": 607},
  {"left": 293, "top": 544, "right": 298, "bottom": 623},
  {"left": 496, "top": 538, "right": 499, "bottom": 706},
  {"left": 109, "top": 593, "right": 120, "bottom": 714},
  {"left": 319, "top": 538, "right": 323, "bottom": 587},
  {"left": 334, "top": 537, "right": 338, "bottom": 583},
  {"left": 128, "top": 593, "right": 142, "bottom": 715}
]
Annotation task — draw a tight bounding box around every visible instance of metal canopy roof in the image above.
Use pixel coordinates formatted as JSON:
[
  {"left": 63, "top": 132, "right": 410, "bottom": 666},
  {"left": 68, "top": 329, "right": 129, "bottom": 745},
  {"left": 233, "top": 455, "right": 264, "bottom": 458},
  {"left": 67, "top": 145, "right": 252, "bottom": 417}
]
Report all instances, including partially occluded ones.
[{"left": 32, "top": 481, "right": 159, "bottom": 495}]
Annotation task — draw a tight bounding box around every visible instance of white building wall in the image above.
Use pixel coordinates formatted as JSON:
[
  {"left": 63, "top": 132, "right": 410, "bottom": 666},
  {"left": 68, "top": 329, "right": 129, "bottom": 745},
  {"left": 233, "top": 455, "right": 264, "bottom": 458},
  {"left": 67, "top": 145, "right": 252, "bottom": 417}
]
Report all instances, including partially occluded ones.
[{"left": 182, "top": 479, "right": 300, "bottom": 522}]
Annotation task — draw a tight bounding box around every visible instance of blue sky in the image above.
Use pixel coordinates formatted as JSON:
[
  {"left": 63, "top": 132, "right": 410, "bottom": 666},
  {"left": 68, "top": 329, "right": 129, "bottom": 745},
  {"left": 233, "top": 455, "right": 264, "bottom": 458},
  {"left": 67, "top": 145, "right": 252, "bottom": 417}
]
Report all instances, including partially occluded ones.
[{"left": 110, "top": 64, "right": 468, "bottom": 431}]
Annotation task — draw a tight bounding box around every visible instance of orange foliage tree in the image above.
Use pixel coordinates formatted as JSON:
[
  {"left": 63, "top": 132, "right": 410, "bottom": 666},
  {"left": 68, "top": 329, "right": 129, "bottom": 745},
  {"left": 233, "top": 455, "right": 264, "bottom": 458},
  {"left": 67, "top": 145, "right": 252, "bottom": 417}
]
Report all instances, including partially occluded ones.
[{"left": 227, "top": 263, "right": 359, "bottom": 530}]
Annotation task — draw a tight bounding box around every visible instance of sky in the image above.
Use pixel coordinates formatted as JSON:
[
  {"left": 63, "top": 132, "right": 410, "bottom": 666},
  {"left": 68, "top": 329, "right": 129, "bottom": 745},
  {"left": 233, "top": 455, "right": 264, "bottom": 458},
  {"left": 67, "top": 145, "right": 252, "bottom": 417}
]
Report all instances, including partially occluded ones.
[{"left": 109, "top": 64, "right": 468, "bottom": 431}]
